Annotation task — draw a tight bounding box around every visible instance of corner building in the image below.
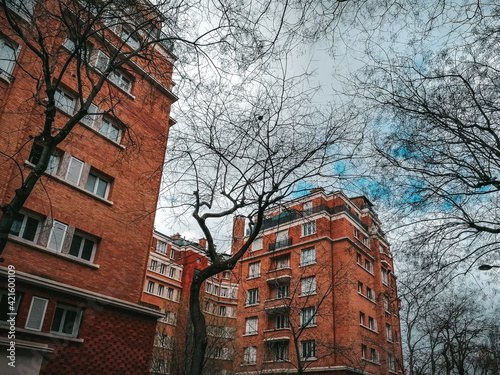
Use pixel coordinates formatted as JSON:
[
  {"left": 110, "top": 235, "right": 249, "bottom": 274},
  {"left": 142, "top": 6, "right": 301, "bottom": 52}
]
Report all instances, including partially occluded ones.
[
  {"left": 0, "top": 1, "right": 176, "bottom": 373},
  {"left": 232, "top": 189, "right": 404, "bottom": 375}
]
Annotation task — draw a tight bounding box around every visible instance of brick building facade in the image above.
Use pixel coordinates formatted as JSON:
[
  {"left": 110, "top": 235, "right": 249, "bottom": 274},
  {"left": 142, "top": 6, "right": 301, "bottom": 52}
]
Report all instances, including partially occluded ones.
[
  {"left": 0, "top": 1, "right": 176, "bottom": 373},
  {"left": 231, "top": 189, "right": 404, "bottom": 375},
  {"left": 143, "top": 231, "right": 238, "bottom": 375}
]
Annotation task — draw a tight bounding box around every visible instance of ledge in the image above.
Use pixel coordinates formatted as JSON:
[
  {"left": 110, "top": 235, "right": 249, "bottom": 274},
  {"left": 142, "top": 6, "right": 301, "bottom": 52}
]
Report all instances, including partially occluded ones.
[
  {"left": 0, "top": 325, "right": 84, "bottom": 343},
  {"left": 7, "top": 236, "right": 100, "bottom": 269}
]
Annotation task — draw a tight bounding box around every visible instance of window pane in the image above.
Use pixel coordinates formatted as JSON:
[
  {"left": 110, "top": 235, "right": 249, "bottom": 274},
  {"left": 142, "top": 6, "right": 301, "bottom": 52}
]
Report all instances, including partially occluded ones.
[
  {"left": 109, "top": 124, "right": 120, "bottom": 142},
  {"left": 10, "top": 212, "right": 23, "bottom": 236},
  {"left": 84, "top": 173, "right": 97, "bottom": 192},
  {"left": 23, "top": 216, "right": 39, "bottom": 241},
  {"left": 81, "top": 238, "right": 94, "bottom": 261},
  {"left": 66, "top": 157, "right": 84, "bottom": 185},
  {"left": 48, "top": 221, "right": 67, "bottom": 251},
  {"left": 51, "top": 306, "right": 64, "bottom": 332},
  {"left": 96, "top": 179, "right": 108, "bottom": 197},
  {"left": 69, "top": 234, "right": 83, "bottom": 257},
  {"left": 62, "top": 309, "right": 77, "bottom": 334}
]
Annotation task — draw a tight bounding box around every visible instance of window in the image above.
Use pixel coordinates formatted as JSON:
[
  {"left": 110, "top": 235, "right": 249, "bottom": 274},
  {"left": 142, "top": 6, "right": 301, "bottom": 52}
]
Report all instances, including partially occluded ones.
[
  {"left": 66, "top": 156, "right": 84, "bottom": 185},
  {"left": 370, "top": 348, "right": 379, "bottom": 363},
  {"left": 110, "top": 70, "right": 132, "bottom": 92},
  {"left": 276, "top": 284, "right": 289, "bottom": 299},
  {"left": 364, "top": 259, "right": 373, "bottom": 273},
  {"left": 5, "top": 0, "right": 35, "bottom": 17},
  {"left": 0, "top": 37, "right": 18, "bottom": 80},
  {"left": 161, "top": 311, "right": 177, "bottom": 325},
  {"left": 205, "top": 282, "right": 212, "bottom": 294},
  {"left": 154, "top": 333, "right": 174, "bottom": 349},
  {"left": 160, "top": 264, "right": 167, "bottom": 275},
  {"left": 94, "top": 50, "right": 110, "bottom": 73},
  {"left": 10, "top": 212, "right": 40, "bottom": 242},
  {"left": 222, "top": 271, "right": 231, "bottom": 279},
  {"left": 300, "top": 247, "right": 315, "bottom": 266},
  {"left": 252, "top": 237, "right": 262, "bottom": 251},
  {"left": 303, "top": 201, "right": 312, "bottom": 214},
  {"left": 245, "top": 317, "right": 258, "bottom": 335},
  {"left": 28, "top": 143, "right": 59, "bottom": 174},
  {"left": 169, "top": 267, "right": 176, "bottom": 278},
  {"left": 382, "top": 268, "right": 389, "bottom": 285},
  {"left": 221, "top": 288, "right": 228, "bottom": 297},
  {"left": 358, "top": 281, "right": 363, "bottom": 294},
  {"left": 243, "top": 346, "right": 256, "bottom": 364},
  {"left": 388, "top": 354, "right": 396, "bottom": 372},
  {"left": 50, "top": 304, "right": 83, "bottom": 337},
  {"left": 354, "top": 228, "right": 359, "bottom": 238},
  {"left": 170, "top": 248, "right": 176, "bottom": 260},
  {"left": 356, "top": 253, "right": 362, "bottom": 264},
  {"left": 270, "top": 341, "right": 288, "bottom": 361},
  {"left": 300, "top": 307, "right": 316, "bottom": 327},
  {"left": 246, "top": 288, "right": 259, "bottom": 305},
  {"left": 69, "top": 233, "right": 95, "bottom": 261},
  {"left": 146, "top": 281, "right": 154, "bottom": 293},
  {"left": 386, "top": 324, "right": 393, "bottom": 342},
  {"left": 157, "top": 285, "right": 164, "bottom": 297},
  {"left": 25, "top": 296, "right": 48, "bottom": 331},
  {"left": 301, "top": 276, "right": 316, "bottom": 296},
  {"left": 275, "top": 314, "right": 288, "bottom": 329},
  {"left": 248, "top": 261, "right": 260, "bottom": 278},
  {"left": 366, "top": 287, "right": 375, "bottom": 300},
  {"left": 302, "top": 221, "right": 316, "bottom": 236},
  {"left": 213, "top": 285, "right": 219, "bottom": 296},
  {"left": 361, "top": 344, "right": 367, "bottom": 359},
  {"left": 368, "top": 317, "right": 377, "bottom": 331},
  {"left": 121, "top": 27, "right": 141, "bottom": 49},
  {"left": 54, "top": 89, "right": 75, "bottom": 114},
  {"left": 48, "top": 220, "right": 68, "bottom": 252},
  {"left": 99, "top": 118, "right": 121, "bottom": 143},
  {"left": 362, "top": 235, "right": 369, "bottom": 246},
  {"left": 84, "top": 172, "right": 109, "bottom": 198},
  {"left": 359, "top": 312, "right": 365, "bottom": 326},
  {"left": 156, "top": 240, "right": 167, "bottom": 254},
  {"left": 0, "top": 289, "right": 21, "bottom": 322},
  {"left": 166, "top": 287, "right": 174, "bottom": 300},
  {"left": 384, "top": 296, "right": 390, "bottom": 312},
  {"left": 149, "top": 259, "right": 158, "bottom": 271},
  {"left": 301, "top": 340, "right": 316, "bottom": 359},
  {"left": 80, "top": 102, "right": 99, "bottom": 127},
  {"left": 272, "top": 254, "right": 290, "bottom": 270},
  {"left": 219, "top": 306, "right": 226, "bottom": 316}
]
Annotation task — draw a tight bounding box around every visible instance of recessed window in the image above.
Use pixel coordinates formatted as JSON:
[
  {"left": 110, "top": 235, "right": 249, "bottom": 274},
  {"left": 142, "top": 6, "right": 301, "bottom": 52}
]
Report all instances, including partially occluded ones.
[
  {"left": 218, "top": 306, "right": 226, "bottom": 316},
  {"left": 170, "top": 248, "right": 176, "bottom": 260},
  {"left": 10, "top": 212, "right": 40, "bottom": 242},
  {"left": 382, "top": 268, "right": 389, "bottom": 285},
  {"left": 54, "top": 88, "right": 75, "bottom": 114},
  {"left": 364, "top": 259, "right": 373, "bottom": 273},
  {"left": 84, "top": 172, "right": 109, "bottom": 198},
  {"left": 157, "top": 284, "right": 164, "bottom": 297},
  {"left": 245, "top": 317, "right": 258, "bottom": 334},
  {"left": 243, "top": 346, "right": 256, "bottom": 364},
  {"left": 110, "top": 70, "right": 132, "bottom": 92},
  {"left": 370, "top": 348, "right": 379, "bottom": 363},
  {"left": 301, "top": 276, "right": 316, "bottom": 296},
  {"left": 0, "top": 36, "right": 19, "bottom": 81},
  {"left": 80, "top": 102, "right": 99, "bottom": 127},
  {"left": 300, "top": 247, "right": 315, "bottom": 266},
  {"left": 275, "top": 313, "right": 288, "bottom": 329},
  {"left": 359, "top": 312, "right": 365, "bottom": 325},
  {"left": 50, "top": 304, "right": 83, "bottom": 337},
  {"left": 386, "top": 323, "right": 393, "bottom": 341},
  {"left": 156, "top": 240, "right": 167, "bottom": 254},
  {"left": 160, "top": 264, "right": 167, "bottom": 274},
  {"left": 300, "top": 306, "right": 316, "bottom": 327},
  {"left": 150, "top": 259, "right": 158, "bottom": 271},
  {"left": 361, "top": 344, "right": 367, "bottom": 359},
  {"left": 269, "top": 341, "right": 288, "bottom": 361},
  {"left": 0, "top": 289, "right": 22, "bottom": 323},
  {"left": 303, "top": 201, "right": 312, "bottom": 214},
  {"left": 69, "top": 232, "right": 96, "bottom": 261},
  {"left": 121, "top": 27, "right": 140, "bottom": 49},
  {"left": 302, "top": 221, "right": 316, "bottom": 236},
  {"left": 248, "top": 261, "right": 261, "bottom": 278},
  {"left": 366, "top": 287, "right": 375, "bottom": 300},
  {"left": 388, "top": 353, "right": 396, "bottom": 372},
  {"left": 301, "top": 340, "right": 316, "bottom": 359},
  {"left": 276, "top": 284, "right": 289, "bottom": 299},
  {"left": 246, "top": 288, "right": 259, "bottom": 305},
  {"left": 368, "top": 316, "right": 377, "bottom": 331},
  {"left": 28, "top": 143, "right": 60, "bottom": 174},
  {"left": 146, "top": 281, "right": 154, "bottom": 293},
  {"left": 271, "top": 254, "right": 290, "bottom": 270},
  {"left": 99, "top": 118, "right": 121, "bottom": 143}
]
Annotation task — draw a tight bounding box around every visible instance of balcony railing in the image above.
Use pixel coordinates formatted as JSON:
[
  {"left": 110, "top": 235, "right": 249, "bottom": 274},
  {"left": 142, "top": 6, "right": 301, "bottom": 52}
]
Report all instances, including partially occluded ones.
[
  {"left": 268, "top": 238, "right": 292, "bottom": 252},
  {"left": 261, "top": 204, "right": 368, "bottom": 231}
]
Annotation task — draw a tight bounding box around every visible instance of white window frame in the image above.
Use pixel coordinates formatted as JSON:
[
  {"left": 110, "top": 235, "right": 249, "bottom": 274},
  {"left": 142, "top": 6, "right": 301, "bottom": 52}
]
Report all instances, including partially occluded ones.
[
  {"left": 246, "top": 288, "right": 259, "bottom": 305},
  {"left": 54, "top": 88, "right": 75, "bottom": 115},
  {"left": 386, "top": 323, "right": 393, "bottom": 342},
  {"left": 150, "top": 259, "right": 158, "bottom": 271},
  {"left": 303, "top": 201, "right": 312, "bottom": 214},
  {"left": 146, "top": 281, "right": 154, "bottom": 293},
  {"left": 366, "top": 286, "right": 374, "bottom": 300},
  {"left": 300, "top": 247, "right": 315, "bottom": 266},
  {"left": 300, "top": 307, "right": 316, "bottom": 327},
  {"left": 25, "top": 296, "right": 48, "bottom": 331},
  {"left": 99, "top": 117, "right": 121, "bottom": 143},
  {"left": 302, "top": 221, "right": 316, "bottom": 236},
  {"left": 252, "top": 237, "right": 263, "bottom": 251},
  {"left": 388, "top": 353, "right": 396, "bottom": 372},
  {"left": 121, "top": 27, "right": 140, "bottom": 50},
  {"left": 382, "top": 268, "right": 389, "bottom": 285},
  {"left": 368, "top": 316, "right": 377, "bottom": 331},
  {"left": 156, "top": 240, "right": 167, "bottom": 254},
  {"left": 68, "top": 232, "right": 96, "bottom": 262},
  {"left": 157, "top": 284, "right": 164, "bottom": 297},
  {"left": 84, "top": 171, "right": 109, "bottom": 198},
  {"left": 50, "top": 304, "right": 83, "bottom": 337},
  {"left": 243, "top": 346, "right": 257, "bottom": 364},
  {"left": 65, "top": 156, "right": 84, "bottom": 185},
  {"left": 109, "top": 70, "right": 132, "bottom": 92},
  {"left": 47, "top": 220, "right": 68, "bottom": 252},
  {"left": 276, "top": 284, "right": 289, "bottom": 299},
  {"left": 10, "top": 211, "right": 41, "bottom": 243},
  {"left": 301, "top": 340, "right": 316, "bottom": 359},
  {"left": 170, "top": 248, "right": 176, "bottom": 260},
  {"left": 275, "top": 313, "right": 288, "bottom": 329},
  {"left": 0, "top": 36, "right": 19, "bottom": 81}
]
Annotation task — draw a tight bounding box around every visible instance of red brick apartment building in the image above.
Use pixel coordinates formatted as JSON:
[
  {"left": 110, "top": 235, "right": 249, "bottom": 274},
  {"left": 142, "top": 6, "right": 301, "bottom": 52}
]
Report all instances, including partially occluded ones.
[
  {"left": 143, "top": 231, "right": 238, "bottom": 375},
  {"left": 232, "top": 189, "right": 404, "bottom": 375},
  {"left": 0, "top": 0, "right": 176, "bottom": 373}
]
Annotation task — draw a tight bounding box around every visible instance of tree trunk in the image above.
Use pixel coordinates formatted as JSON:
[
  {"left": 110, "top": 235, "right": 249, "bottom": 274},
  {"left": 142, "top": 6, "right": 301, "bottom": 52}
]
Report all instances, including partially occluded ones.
[{"left": 186, "top": 273, "right": 207, "bottom": 375}]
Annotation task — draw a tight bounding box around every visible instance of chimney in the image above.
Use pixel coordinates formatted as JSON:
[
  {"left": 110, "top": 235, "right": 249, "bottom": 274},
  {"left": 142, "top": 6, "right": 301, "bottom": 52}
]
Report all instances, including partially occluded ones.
[
  {"left": 310, "top": 187, "right": 324, "bottom": 194},
  {"left": 231, "top": 215, "right": 246, "bottom": 255},
  {"left": 171, "top": 233, "right": 181, "bottom": 240},
  {"left": 199, "top": 238, "right": 207, "bottom": 249}
]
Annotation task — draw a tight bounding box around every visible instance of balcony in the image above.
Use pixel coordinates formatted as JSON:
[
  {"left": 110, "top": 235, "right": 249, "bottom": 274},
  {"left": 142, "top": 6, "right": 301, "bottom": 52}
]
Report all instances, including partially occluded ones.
[
  {"left": 261, "top": 204, "right": 368, "bottom": 231},
  {"left": 268, "top": 238, "right": 292, "bottom": 252}
]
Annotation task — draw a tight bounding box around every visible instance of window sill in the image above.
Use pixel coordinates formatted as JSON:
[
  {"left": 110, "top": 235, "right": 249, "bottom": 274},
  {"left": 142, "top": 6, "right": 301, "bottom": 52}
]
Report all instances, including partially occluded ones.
[
  {"left": 264, "top": 328, "right": 290, "bottom": 333},
  {"left": 268, "top": 266, "right": 291, "bottom": 273},
  {"left": 299, "top": 292, "right": 317, "bottom": 298},
  {"left": 363, "top": 359, "right": 381, "bottom": 365},
  {"left": 300, "top": 232, "right": 316, "bottom": 238},
  {"left": 299, "top": 261, "right": 316, "bottom": 268},
  {"left": 300, "top": 324, "right": 317, "bottom": 329},
  {"left": 358, "top": 292, "right": 376, "bottom": 304},
  {"left": 360, "top": 324, "right": 378, "bottom": 334},
  {"left": 78, "top": 120, "right": 126, "bottom": 149},
  {"left": 240, "top": 362, "right": 256, "bottom": 367},
  {"left": 357, "top": 263, "right": 374, "bottom": 276},
  {"left": 247, "top": 275, "right": 260, "bottom": 280},
  {"left": 24, "top": 161, "right": 114, "bottom": 206},
  {"left": 0, "top": 70, "right": 15, "bottom": 84},
  {"left": 0, "top": 325, "right": 84, "bottom": 343},
  {"left": 8, "top": 235, "right": 99, "bottom": 269},
  {"left": 245, "top": 303, "right": 260, "bottom": 307},
  {"left": 301, "top": 357, "right": 317, "bottom": 362},
  {"left": 243, "top": 332, "right": 258, "bottom": 337}
]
